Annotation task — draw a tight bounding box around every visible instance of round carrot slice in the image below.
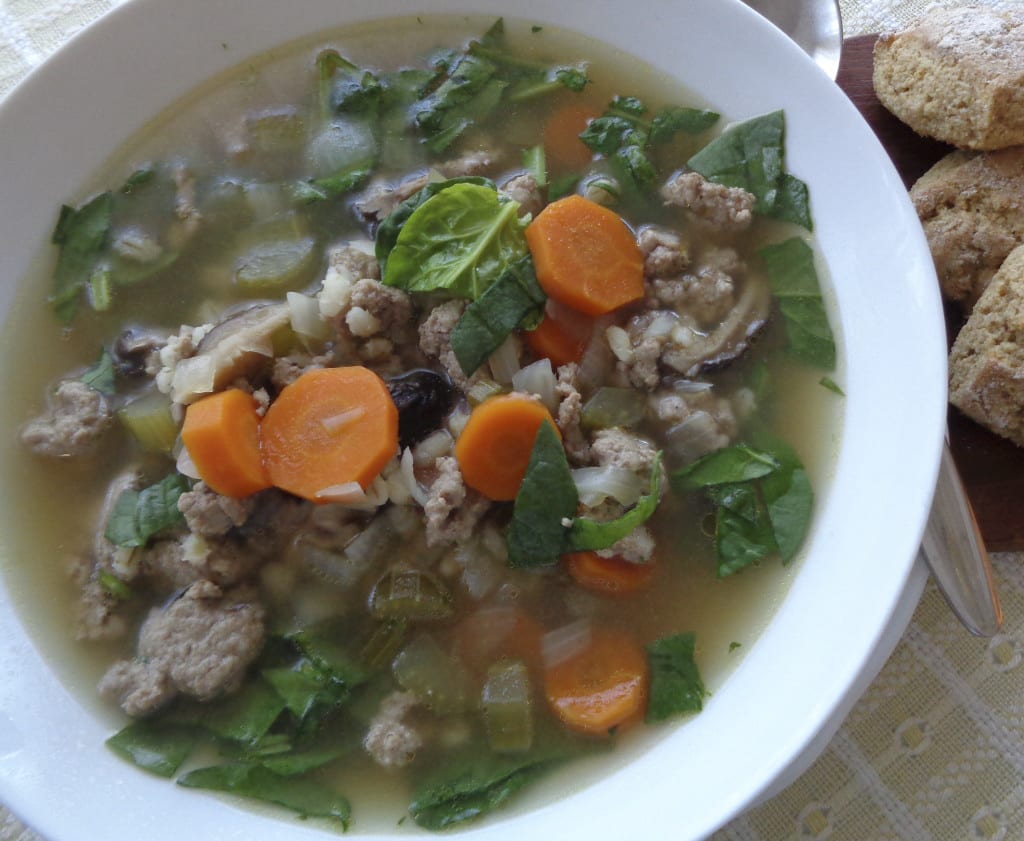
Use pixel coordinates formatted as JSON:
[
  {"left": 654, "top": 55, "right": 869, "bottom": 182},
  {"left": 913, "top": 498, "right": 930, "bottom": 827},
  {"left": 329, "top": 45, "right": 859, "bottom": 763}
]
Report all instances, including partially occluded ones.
[
  {"left": 564, "top": 551, "right": 655, "bottom": 596},
  {"left": 523, "top": 301, "right": 594, "bottom": 368},
  {"left": 181, "top": 388, "right": 271, "bottom": 499},
  {"left": 453, "top": 394, "right": 560, "bottom": 501},
  {"left": 544, "top": 627, "right": 649, "bottom": 736},
  {"left": 260, "top": 366, "right": 398, "bottom": 502},
  {"left": 543, "top": 102, "right": 599, "bottom": 170},
  {"left": 525, "top": 195, "right": 645, "bottom": 316}
]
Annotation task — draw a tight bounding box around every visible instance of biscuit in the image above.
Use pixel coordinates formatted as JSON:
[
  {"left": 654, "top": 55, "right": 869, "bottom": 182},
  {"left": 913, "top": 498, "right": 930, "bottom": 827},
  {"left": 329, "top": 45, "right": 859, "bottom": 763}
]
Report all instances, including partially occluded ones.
[
  {"left": 950, "top": 244, "right": 1024, "bottom": 446},
  {"left": 911, "top": 147, "right": 1024, "bottom": 309},
  {"left": 873, "top": 6, "right": 1024, "bottom": 151}
]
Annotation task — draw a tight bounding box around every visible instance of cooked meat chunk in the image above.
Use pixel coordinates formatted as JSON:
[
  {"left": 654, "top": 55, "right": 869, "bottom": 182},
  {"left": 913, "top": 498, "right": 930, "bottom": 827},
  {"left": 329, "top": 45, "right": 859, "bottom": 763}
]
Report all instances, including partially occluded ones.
[
  {"left": 70, "top": 554, "right": 130, "bottom": 642},
  {"left": 270, "top": 352, "right": 331, "bottom": 390},
  {"left": 638, "top": 226, "right": 690, "bottom": 279},
  {"left": 364, "top": 690, "right": 424, "bottom": 768},
  {"left": 98, "top": 581, "right": 265, "bottom": 717},
  {"left": 555, "top": 362, "right": 591, "bottom": 464},
  {"left": 21, "top": 380, "right": 114, "bottom": 458},
  {"left": 328, "top": 239, "right": 379, "bottom": 281},
  {"left": 419, "top": 300, "right": 477, "bottom": 389},
  {"left": 140, "top": 533, "right": 264, "bottom": 591},
  {"left": 178, "top": 482, "right": 256, "bottom": 538},
  {"left": 649, "top": 386, "right": 738, "bottom": 464},
  {"left": 606, "top": 311, "right": 688, "bottom": 390},
  {"left": 500, "top": 172, "right": 544, "bottom": 218},
  {"left": 591, "top": 427, "right": 661, "bottom": 479},
  {"left": 423, "top": 456, "right": 490, "bottom": 547},
  {"left": 661, "top": 171, "right": 755, "bottom": 232},
  {"left": 438, "top": 149, "right": 498, "bottom": 177},
  {"left": 345, "top": 278, "right": 414, "bottom": 343},
  {"left": 597, "top": 526, "right": 656, "bottom": 565}
]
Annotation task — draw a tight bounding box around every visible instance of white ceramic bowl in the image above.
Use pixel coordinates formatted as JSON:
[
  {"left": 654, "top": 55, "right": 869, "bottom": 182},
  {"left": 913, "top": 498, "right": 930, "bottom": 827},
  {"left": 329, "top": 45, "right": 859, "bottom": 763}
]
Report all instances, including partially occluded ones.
[{"left": 0, "top": 0, "right": 946, "bottom": 839}]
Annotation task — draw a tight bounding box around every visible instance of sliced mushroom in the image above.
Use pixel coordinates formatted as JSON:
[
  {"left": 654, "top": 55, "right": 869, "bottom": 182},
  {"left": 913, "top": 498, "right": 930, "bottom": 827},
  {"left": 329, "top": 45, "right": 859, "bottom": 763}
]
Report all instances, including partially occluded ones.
[
  {"left": 170, "top": 303, "right": 289, "bottom": 404},
  {"left": 662, "top": 279, "right": 772, "bottom": 377}
]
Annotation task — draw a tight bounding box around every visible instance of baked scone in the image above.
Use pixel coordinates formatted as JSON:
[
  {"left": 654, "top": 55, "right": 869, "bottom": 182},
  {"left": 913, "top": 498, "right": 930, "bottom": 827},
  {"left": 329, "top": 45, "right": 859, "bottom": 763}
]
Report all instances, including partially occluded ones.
[
  {"left": 950, "top": 244, "right": 1024, "bottom": 446},
  {"left": 911, "top": 147, "right": 1024, "bottom": 309},
  {"left": 873, "top": 6, "right": 1024, "bottom": 151}
]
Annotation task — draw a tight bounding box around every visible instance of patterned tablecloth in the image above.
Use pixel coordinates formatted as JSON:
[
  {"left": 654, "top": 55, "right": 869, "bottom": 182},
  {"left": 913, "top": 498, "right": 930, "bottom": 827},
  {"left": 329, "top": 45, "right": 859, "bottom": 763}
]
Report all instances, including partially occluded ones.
[{"left": 1, "top": 1, "right": 1020, "bottom": 840}]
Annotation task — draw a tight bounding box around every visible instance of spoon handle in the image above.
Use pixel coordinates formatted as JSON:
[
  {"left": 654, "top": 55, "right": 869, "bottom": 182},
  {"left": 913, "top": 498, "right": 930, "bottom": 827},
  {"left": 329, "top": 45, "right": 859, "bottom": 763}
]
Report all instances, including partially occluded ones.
[{"left": 920, "top": 440, "right": 1002, "bottom": 636}]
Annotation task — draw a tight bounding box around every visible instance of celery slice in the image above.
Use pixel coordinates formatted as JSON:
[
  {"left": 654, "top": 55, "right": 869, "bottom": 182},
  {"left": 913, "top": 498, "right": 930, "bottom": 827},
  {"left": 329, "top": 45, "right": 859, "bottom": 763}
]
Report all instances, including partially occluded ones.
[
  {"left": 118, "top": 390, "right": 179, "bottom": 453},
  {"left": 482, "top": 660, "right": 533, "bottom": 753}
]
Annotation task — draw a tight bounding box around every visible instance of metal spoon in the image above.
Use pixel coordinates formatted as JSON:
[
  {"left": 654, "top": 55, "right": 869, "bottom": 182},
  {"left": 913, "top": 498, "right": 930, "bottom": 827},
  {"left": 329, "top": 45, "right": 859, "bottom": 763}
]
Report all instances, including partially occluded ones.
[{"left": 742, "top": 0, "right": 1003, "bottom": 636}]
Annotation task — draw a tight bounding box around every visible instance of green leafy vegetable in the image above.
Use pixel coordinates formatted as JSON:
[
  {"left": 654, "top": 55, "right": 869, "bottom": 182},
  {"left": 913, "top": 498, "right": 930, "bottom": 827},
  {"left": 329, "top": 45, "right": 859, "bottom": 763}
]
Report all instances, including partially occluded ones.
[
  {"left": 450, "top": 254, "right": 547, "bottom": 376},
  {"left": 178, "top": 763, "right": 351, "bottom": 828},
  {"left": 759, "top": 237, "right": 836, "bottom": 370},
  {"left": 820, "top": 376, "right": 844, "bottom": 395},
  {"left": 687, "top": 110, "right": 812, "bottom": 229},
  {"left": 195, "top": 677, "right": 288, "bottom": 747},
  {"left": 80, "top": 347, "right": 117, "bottom": 395},
  {"left": 104, "top": 473, "right": 189, "bottom": 548},
  {"left": 646, "top": 633, "right": 706, "bottom": 722},
  {"left": 106, "top": 721, "right": 198, "bottom": 778},
  {"left": 383, "top": 182, "right": 529, "bottom": 299},
  {"left": 566, "top": 458, "right": 662, "bottom": 552},
  {"left": 507, "top": 421, "right": 579, "bottom": 568},
  {"left": 375, "top": 176, "right": 494, "bottom": 269},
  {"left": 50, "top": 192, "right": 113, "bottom": 322},
  {"left": 522, "top": 144, "right": 547, "bottom": 187},
  {"left": 98, "top": 570, "right": 133, "bottom": 600},
  {"left": 670, "top": 441, "right": 814, "bottom": 577}
]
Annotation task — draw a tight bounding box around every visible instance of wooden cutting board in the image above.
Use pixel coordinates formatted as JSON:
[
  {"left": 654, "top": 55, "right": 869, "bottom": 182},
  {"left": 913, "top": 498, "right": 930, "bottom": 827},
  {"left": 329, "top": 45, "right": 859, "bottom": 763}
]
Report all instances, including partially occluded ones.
[{"left": 837, "top": 35, "right": 1024, "bottom": 551}]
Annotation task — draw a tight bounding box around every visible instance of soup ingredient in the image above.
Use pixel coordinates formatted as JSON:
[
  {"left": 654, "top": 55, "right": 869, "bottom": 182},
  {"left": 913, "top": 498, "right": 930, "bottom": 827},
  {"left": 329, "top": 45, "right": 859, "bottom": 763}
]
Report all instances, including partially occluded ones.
[
  {"left": 106, "top": 721, "right": 198, "bottom": 778},
  {"left": 543, "top": 102, "right": 599, "bottom": 169},
  {"left": 760, "top": 237, "right": 836, "bottom": 370},
  {"left": 670, "top": 440, "right": 813, "bottom": 577},
  {"left": 544, "top": 627, "right": 648, "bottom": 735},
  {"left": 454, "top": 393, "right": 560, "bottom": 500},
  {"left": 481, "top": 659, "right": 534, "bottom": 752},
  {"left": 525, "top": 195, "right": 644, "bottom": 315},
  {"left": 261, "top": 366, "right": 398, "bottom": 501},
  {"left": 118, "top": 390, "right": 178, "bottom": 454},
  {"left": 522, "top": 302, "right": 593, "bottom": 367},
  {"left": 50, "top": 192, "right": 113, "bottom": 322},
  {"left": 383, "top": 182, "right": 529, "bottom": 298},
  {"left": 103, "top": 473, "right": 189, "bottom": 548},
  {"left": 645, "top": 632, "right": 706, "bottom": 722},
  {"left": 564, "top": 551, "right": 654, "bottom": 595},
  {"left": 181, "top": 388, "right": 270, "bottom": 499},
  {"left": 386, "top": 369, "right": 458, "bottom": 449},
  {"left": 687, "top": 109, "right": 812, "bottom": 230}
]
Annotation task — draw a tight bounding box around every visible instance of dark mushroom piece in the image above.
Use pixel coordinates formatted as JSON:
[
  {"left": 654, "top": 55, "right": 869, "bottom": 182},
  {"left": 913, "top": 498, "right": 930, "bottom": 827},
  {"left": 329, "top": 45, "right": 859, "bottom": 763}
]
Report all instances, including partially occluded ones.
[{"left": 387, "top": 369, "right": 457, "bottom": 450}]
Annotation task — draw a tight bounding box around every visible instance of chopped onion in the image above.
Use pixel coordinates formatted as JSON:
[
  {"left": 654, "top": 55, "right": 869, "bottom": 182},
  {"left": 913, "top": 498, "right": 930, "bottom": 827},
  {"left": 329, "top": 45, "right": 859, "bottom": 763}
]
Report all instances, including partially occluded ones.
[
  {"left": 673, "top": 379, "right": 714, "bottom": 394},
  {"left": 413, "top": 430, "right": 454, "bottom": 466},
  {"left": 170, "top": 355, "right": 217, "bottom": 403},
  {"left": 605, "top": 325, "right": 634, "bottom": 363},
  {"left": 512, "top": 358, "right": 557, "bottom": 412},
  {"left": 447, "top": 405, "right": 471, "bottom": 438},
  {"left": 344, "top": 514, "right": 395, "bottom": 569},
  {"left": 542, "top": 620, "right": 592, "bottom": 670},
  {"left": 646, "top": 312, "right": 678, "bottom": 338},
  {"left": 665, "top": 411, "right": 724, "bottom": 465},
  {"left": 175, "top": 443, "right": 201, "bottom": 480},
  {"left": 314, "top": 481, "right": 367, "bottom": 504},
  {"left": 571, "top": 466, "right": 644, "bottom": 507},
  {"left": 287, "top": 291, "right": 327, "bottom": 341},
  {"left": 320, "top": 407, "right": 366, "bottom": 434},
  {"left": 318, "top": 264, "right": 354, "bottom": 318},
  {"left": 401, "top": 447, "right": 430, "bottom": 507},
  {"left": 487, "top": 334, "right": 521, "bottom": 385}
]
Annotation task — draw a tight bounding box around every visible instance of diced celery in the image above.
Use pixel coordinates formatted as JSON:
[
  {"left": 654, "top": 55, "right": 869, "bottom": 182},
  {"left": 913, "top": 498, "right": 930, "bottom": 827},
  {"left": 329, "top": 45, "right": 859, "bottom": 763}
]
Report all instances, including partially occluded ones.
[
  {"left": 392, "top": 633, "right": 473, "bottom": 714},
  {"left": 360, "top": 619, "right": 408, "bottom": 670},
  {"left": 481, "top": 659, "right": 533, "bottom": 753},
  {"left": 245, "top": 106, "right": 308, "bottom": 156},
  {"left": 580, "top": 386, "right": 646, "bottom": 429},
  {"left": 466, "top": 378, "right": 505, "bottom": 406},
  {"left": 233, "top": 215, "right": 318, "bottom": 294},
  {"left": 88, "top": 267, "right": 114, "bottom": 311},
  {"left": 369, "top": 569, "right": 453, "bottom": 623},
  {"left": 307, "top": 118, "right": 378, "bottom": 180},
  {"left": 118, "top": 390, "right": 179, "bottom": 454}
]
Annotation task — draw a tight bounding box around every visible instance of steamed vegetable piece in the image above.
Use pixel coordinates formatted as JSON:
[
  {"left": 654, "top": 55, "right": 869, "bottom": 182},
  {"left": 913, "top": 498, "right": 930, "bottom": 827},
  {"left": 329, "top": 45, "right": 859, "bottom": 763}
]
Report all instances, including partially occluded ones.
[
  {"left": 181, "top": 388, "right": 271, "bottom": 498},
  {"left": 564, "top": 551, "right": 654, "bottom": 595},
  {"left": 104, "top": 473, "right": 189, "bottom": 547},
  {"left": 525, "top": 195, "right": 644, "bottom": 315},
  {"left": 543, "top": 102, "right": 599, "bottom": 169},
  {"left": 670, "top": 441, "right": 814, "bottom": 577},
  {"left": 543, "top": 627, "right": 648, "bottom": 736},
  {"left": 454, "top": 394, "right": 561, "bottom": 501},
  {"left": 522, "top": 302, "right": 593, "bottom": 367},
  {"left": 645, "top": 632, "right": 706, "bottom": 722},
  {"left": 260, "top": 366, "right": 398, "bottom": 501},
  {"left": 687, "top": 109, "right": 812, "bottom": 229}
]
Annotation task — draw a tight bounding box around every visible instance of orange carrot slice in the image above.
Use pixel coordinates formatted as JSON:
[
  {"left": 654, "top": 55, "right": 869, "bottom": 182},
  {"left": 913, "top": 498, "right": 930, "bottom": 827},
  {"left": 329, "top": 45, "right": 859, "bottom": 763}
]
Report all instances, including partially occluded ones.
[
  {"left": 543, "top": 102, "right": 599, "bottom": 170},
  {"left": 523, "top": 301, "right": 594, "bottom": 368},
  {"left": 181, "top": 388, "right": 271, "bottom": 499},
  {"left": 564, "top": 551, "right": 655, "bottom": 596},
  {"left": 260, "top": 366, "right": 398, "bottom": 502},
  {"left": 544, "top": 627, "right": 649, "bottom": 736},
  {"left": 525, "top": 195, "right": 644, "bottom": 316},
  {"left": 453, "top": 394, "right": 560, "bottom": 501}
]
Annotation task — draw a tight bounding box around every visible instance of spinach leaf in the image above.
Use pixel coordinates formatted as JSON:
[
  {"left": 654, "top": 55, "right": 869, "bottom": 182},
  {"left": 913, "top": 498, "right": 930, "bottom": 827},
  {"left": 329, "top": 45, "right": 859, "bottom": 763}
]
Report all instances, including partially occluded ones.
[
  {"left": 196, "top": 677, "right": 288, "bottom": 747},
  {"left": 383, "top": 182, "right": 529, "bottom": 299},
  {"left": 80, "top": 347, "right": 117, "bottom": 395},
  {"left": 106, "top": 721, "right": 198, "bottom": 778},
  {"left": 648, "top": 106, "right": 720, "bottom": 143},
  {"left": 260, "top": 744, "right": 349, "bottom": 776},
  {"left": 450, "top": 254, "right": 546, "bottom": 377},
  {"left": 507, "top": 421, "right": 579, "bottom": 568},
  {"left": 670, "top": 441, "right": 814, "bottom": 576},
  {"left": 414, "top": 53, "right": 502, "bottom": 152},
  {"left": 646, "top": 632, "right": 706, "bottom": 722},
  {"left": 687, "top": 110, "right": 812, "bottom": 229},
  {"left": 374, "top": 176, "right": 495, "bottom": 269},
  {"left": 566, "top": 457, "right": 662, "bottom": 552},
  {"left": 262, "top": 660, "right": 349, "bottom": 723},
  {"left": 317, "top": 50, "right": 384, "bottom": 117},
  {"left": 50, "top": 191, "right": 113, "bottom": 322},
  {"left": 104, "top": 473, "right": 189, "bottom": 548},
  {"left": 178, "top": 763, "right": 351, "bottom": 829},
  {"left": 759, "top": 237, "right": 836, "bottom": 370}
]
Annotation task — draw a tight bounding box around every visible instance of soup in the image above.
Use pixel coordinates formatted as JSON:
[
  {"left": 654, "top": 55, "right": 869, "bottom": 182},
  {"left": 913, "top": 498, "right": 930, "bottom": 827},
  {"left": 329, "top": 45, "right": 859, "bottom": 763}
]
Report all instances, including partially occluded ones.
[{"left": 0, "top": 16, "right": 840, "bottom": 832}]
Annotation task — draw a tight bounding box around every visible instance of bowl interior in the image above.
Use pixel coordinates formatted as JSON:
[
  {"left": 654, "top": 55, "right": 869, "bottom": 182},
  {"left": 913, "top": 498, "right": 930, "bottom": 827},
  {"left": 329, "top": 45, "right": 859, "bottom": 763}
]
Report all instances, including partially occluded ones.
[{"left": 0, "top": 0, "right": 946, "bottom": 839}]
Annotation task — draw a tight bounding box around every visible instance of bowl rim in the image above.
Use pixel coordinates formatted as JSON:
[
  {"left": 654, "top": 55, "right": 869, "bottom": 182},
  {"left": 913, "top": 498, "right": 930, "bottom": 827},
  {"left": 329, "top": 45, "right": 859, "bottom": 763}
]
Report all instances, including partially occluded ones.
[{"left": 0, "top": 0, "right": 947, "bottom": 838}]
